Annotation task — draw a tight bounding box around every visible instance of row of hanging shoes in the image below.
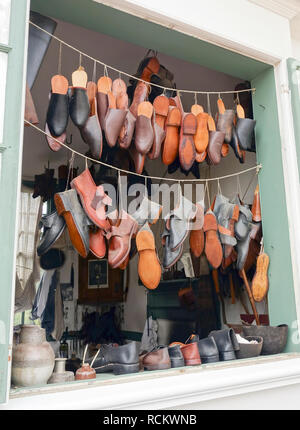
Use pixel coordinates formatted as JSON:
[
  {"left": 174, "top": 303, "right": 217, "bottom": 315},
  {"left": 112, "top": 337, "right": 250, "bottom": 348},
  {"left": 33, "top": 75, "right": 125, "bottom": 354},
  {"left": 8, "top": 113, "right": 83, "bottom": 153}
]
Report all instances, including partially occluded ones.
[
  {"left": 37, "top": 166, "right": 164, "bottom": 290},
  {"left": 44, "top": 59, "right": 256, "bottom": 175},
  {"left": 162, "top": 184, "right": 262, "bottom": 274}
]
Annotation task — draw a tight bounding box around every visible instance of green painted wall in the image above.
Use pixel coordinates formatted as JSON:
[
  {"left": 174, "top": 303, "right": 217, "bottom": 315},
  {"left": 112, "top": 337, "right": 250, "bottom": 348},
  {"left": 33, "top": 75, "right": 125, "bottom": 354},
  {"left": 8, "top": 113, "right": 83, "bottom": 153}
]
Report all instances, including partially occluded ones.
[
  {"left": 0, "top": 0, "right": 29, "bottom": 403},
  {"left": 30, "top": 0, "right": 268, "bottom": 81},
  {"left": 252, "top": 67, "right": 299, "bottom": 352}
]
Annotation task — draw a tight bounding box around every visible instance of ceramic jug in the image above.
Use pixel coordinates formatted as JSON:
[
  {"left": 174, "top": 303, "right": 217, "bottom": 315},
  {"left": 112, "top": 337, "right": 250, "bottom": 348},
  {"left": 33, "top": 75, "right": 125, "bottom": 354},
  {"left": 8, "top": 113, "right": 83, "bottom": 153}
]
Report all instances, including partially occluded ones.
[{"left": 12, "top": 325, "right": 55, "bottom": 387}]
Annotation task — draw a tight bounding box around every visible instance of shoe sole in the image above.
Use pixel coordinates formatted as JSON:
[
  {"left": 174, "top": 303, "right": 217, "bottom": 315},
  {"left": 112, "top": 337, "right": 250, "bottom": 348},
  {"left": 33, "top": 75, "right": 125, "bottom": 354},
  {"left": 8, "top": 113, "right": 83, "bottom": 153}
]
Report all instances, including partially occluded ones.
[
  {"left": 144, "top": 363, "right": 171, "bottom": 371},
  {"left": 54, "top": 194, "right": 88, "bottom": 258}
]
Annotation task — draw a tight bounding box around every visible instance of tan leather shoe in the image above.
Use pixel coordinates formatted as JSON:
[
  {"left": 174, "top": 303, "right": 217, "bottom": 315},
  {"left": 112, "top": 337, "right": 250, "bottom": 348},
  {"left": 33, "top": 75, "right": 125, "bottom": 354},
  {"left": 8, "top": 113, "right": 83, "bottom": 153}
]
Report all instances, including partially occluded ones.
[{"left": 106, "top": 210, "right": 138, "bottom": 268}]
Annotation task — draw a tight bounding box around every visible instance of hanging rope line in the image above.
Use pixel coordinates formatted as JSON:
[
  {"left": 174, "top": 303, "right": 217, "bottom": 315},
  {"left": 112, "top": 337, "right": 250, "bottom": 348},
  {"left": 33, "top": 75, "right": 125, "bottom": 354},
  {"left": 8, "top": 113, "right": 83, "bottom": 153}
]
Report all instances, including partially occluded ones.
[
  {"left": 24, "top": 120, "right": 262, "bottom": 182},
  {"left": 29, "top": 21, "right": 256, "bottom": 96}
]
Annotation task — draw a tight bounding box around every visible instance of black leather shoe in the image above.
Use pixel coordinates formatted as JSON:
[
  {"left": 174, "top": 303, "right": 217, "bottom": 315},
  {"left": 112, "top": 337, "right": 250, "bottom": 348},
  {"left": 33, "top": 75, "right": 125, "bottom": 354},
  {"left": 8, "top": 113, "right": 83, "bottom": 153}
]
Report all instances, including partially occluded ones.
[
  {"left": 185, "top": 334, "right": 220, "bottom": 364},
  {"left": 208, "top": 328, "right": 240, "bottom": 361},
  {"left": 168, "top": 344, "right": 185, "bottom": 368},
  {"left": 37, "top": 211, "right": 66, "bottom": 256},
  {"left": 198, "top": 337, "right": 219, "bottom": 363},
  {"left": 46, "top": 92, "right": 69, "bottom": 137},
  {"left": 236, "top": 118, "right": 256, "bottom": 152},
  {"left": 69, "top": 87, "right": 90, "bottom": 128},
  {"left": 87, "top": 341, "right": 140, "bottom": 375}
]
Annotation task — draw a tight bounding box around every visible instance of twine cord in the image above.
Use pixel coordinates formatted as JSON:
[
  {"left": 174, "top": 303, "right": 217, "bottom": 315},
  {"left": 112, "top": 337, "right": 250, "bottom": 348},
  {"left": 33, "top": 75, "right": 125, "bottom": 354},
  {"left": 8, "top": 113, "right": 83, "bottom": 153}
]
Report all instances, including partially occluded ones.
[{"left": 29, "top": 21, "right": 256, "bottom": 96}]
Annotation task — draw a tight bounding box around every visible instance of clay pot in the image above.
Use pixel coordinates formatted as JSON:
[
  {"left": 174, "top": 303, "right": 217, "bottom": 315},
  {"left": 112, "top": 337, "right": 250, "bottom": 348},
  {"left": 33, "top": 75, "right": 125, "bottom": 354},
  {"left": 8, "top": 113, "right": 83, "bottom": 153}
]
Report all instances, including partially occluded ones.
[
  {"left": 12, "top": 325, "right": 55, "bottom": 387},
  {"left": 75, "top": 363, "right": 96, "bottom": 380},
  {"left": 242, "top": 324, "right": 288, "bottom": 355},
  {"left": 48, "top": 358, "right": 75, "bottom": 384},
  {"left": 236, "top": 336, "right": 263, "bottom": 359}
]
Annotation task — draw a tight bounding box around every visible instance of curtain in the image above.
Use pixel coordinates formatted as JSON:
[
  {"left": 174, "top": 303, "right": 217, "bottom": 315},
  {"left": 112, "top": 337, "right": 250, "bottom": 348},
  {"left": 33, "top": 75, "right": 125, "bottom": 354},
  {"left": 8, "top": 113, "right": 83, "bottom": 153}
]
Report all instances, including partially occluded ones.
[{"left": 14, "top": 186, "right": 42, "bottom": 313}]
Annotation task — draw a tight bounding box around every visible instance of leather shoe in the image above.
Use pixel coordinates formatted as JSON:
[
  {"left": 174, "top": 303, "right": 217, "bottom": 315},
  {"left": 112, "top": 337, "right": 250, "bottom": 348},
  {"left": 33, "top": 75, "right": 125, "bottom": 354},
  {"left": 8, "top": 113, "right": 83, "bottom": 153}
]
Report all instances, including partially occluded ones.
[
  {"left": 168, "top": 344, "right": 185, "bottom": 368},
  {"left": 54, "top": 189, "right": 90, "bottom": 258},
  {"left": 208, "top": 328, "right": 240, "bottom": 361},
  {"left": 88, "top": 341, "right": 139, "bottom": 375},
  {"left": 143, "top": 346, "right": 171, "bottom": 371},
  {"left": 37, "top": 210, "right": 66, "bottom": 256}
]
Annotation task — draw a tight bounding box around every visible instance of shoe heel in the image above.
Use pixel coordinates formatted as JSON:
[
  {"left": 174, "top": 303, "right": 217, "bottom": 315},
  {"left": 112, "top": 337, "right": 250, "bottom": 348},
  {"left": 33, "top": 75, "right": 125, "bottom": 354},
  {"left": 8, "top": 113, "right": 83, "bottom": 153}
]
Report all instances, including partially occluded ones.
[
  {"left": 170, "top": 357, "right": 185, "bottom": 368},
  {"left": 113, "top": 363, "right": 140, "bottom": 375}
]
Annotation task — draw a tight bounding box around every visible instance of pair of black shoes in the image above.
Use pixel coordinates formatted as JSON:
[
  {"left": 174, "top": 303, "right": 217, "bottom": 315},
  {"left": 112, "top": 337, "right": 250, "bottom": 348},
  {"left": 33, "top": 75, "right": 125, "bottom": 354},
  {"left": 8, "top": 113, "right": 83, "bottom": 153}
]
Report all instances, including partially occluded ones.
[
  {"left": 187, "top": 328, "right": 240, "bottom": 363},
  {"left": 46, "top": 87, "right": 89, "bottom": 138}
]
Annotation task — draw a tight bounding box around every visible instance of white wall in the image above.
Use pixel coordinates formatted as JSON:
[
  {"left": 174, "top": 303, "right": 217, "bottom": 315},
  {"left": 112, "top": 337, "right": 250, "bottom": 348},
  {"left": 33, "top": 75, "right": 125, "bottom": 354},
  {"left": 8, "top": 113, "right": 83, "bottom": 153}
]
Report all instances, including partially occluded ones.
[{"left": 94, "top": 0, "right": 292, "bottom": 62}]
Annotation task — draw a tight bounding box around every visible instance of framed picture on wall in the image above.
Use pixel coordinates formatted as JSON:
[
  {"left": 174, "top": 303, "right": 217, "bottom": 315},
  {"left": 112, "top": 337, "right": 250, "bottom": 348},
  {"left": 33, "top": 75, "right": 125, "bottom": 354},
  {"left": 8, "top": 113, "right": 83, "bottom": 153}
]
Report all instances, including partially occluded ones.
[
  {"left": 88, "top": 259, "right": 108, "bottom": 289},
  {"left": 78, "top": 253, "right": 124, "bottom": 304}
]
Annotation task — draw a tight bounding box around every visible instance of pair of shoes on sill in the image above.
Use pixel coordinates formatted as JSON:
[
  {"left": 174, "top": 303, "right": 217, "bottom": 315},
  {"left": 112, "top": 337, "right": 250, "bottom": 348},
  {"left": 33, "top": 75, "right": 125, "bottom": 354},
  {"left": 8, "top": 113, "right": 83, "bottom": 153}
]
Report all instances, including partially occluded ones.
[{"left": 187, "top": 328, "right": 240, "bottom": 362}]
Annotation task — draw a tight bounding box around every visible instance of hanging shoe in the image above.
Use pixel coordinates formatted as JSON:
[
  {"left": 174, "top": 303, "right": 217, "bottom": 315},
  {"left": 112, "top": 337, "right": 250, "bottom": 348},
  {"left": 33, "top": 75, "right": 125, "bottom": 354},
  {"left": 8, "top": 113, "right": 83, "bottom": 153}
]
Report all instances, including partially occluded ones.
[
  {"left": 104, "top": 79, "right": 128, "bottom": 148},
  {"left": 148, "top": 109, "right": 166, "bottom": 160},
  {"left": 134, "top": 101, "right": 154, "bottom": 154},
  {"left": 251, "top": 184, "right": 261, "bottom": 222},
  {"left": 216, "top": 202, "right": 239, "bottom": 259},
  {"left": 45, "top": 122, "right": 65, "bottom": 152},
  {"left": 153, "top": 94, "right": 169, "bottom": 129},
  {"left": 189, "top": 201, "right": 205, "bottom": 258},
  {"left": 70, "top": 168, "right": 111, "bottom": 231},
  {"left": 129, "top": 81, "right": 149, "bottom": 118},
  {"left": 203, "top": 210, "right": 223, "bottom": 269},
  {"left": 207, "top": 131, "right": 225, "bottom": 165},
  {"left": 119, "top": 110, "right": 136, "bottom": 149},
  {"left": 162, "top": 226, "right": 183, "bottom": 269},
  {"left": 194, "top": 112, "right": 209, "bottom": 153},
  {"left": 46, "top": 74, "right": 69, "bottom": 137},
  {"left": 234, "top": 204, "right": 252, "bottom": 241},
  {"left": 252, "top": 252, "right": 269, "bottom": 302},
  {"left": 236, "top": 224, "right": 253, "bottom": 271},
  {"left": 96, "top": 76, "right": 112, "bottom": 130},
  {"left": 162, "top": 107, "right": 181, "bottom": 165},
  {"left": 106, "top": 210, "right": 138, "bottom": 269},
  {"left": 89, "top": 226, "right": 106, "bottom": 259},
  {"left": 136, "top": 223, "right": 161, "bottom": 290},
  {"left": 229, "top": 127, "right": 245, "bottom": 164},
  {"left": 216, "top": 109, "right": 235, "bottom": 144},
  {"left": 130, "top": 194, "right": 162, "bottom": 226},
  {"left": 37, "top": 211, "right": 66, "bottom": 256},
  {"left": 80, "top": 85, "right": 103, "bottom": 160},
  {"left": 167, "top": 194, "right": 197, "bottom": 251},
  {"left": 236, "top": 117, "right": 256, "bottom": 151},
  {"left": 69, "top": 67, "right": 90, "bottom": 128},
  {"left": 179, "top": 113, "right": 197, "bottom": 172},
  {"left": 128, "top": 142, "right": 146, "bottom": 174},
  {"left": 54, "top": 189, "right": 90, "bottom": 258}
]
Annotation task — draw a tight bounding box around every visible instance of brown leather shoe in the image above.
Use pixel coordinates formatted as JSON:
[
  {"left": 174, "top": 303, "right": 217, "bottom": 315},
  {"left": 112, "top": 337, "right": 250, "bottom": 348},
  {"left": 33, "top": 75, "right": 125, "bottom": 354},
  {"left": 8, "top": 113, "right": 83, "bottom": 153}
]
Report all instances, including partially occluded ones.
[
  {"left": 207, "top": 131, "right": 225, "bottom": 165},
  {"left": 129, "top": 81, "right": 149, "bottom": 118},
  {"left": 203, "top": 210, "right": 223, "bottom": 269},
  {"left": 106, "top": 210, "right": 138, "bottom": 268},
  {"left": 89, "top": 227, "right": 106, "bottom": 259},
  {"left": 134, "top": 101, "right": 154, "bottom": 154},
  {"left": 128, "top": 142, "right": 146, "bottom": 174},
  {"left": 142, "top": 346, "right": 171, "bottom": 371},
  {"left": 148, "top": 110, "right": 166, "bottom": 160},
  {"left": 252, "top": 185, "right": 261, "bottom": 222},
  {"left": 179, "top": 113, "right": 197, "bottom": 171},
  {"left": 162, "top": 107, "right": 181, "bottom": 165},
  {"left": 180, "top": 342, "right": 201, "bottom": 366},
  {"left": 70, "top": 168, "right": 111, "bottom": 232}
]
